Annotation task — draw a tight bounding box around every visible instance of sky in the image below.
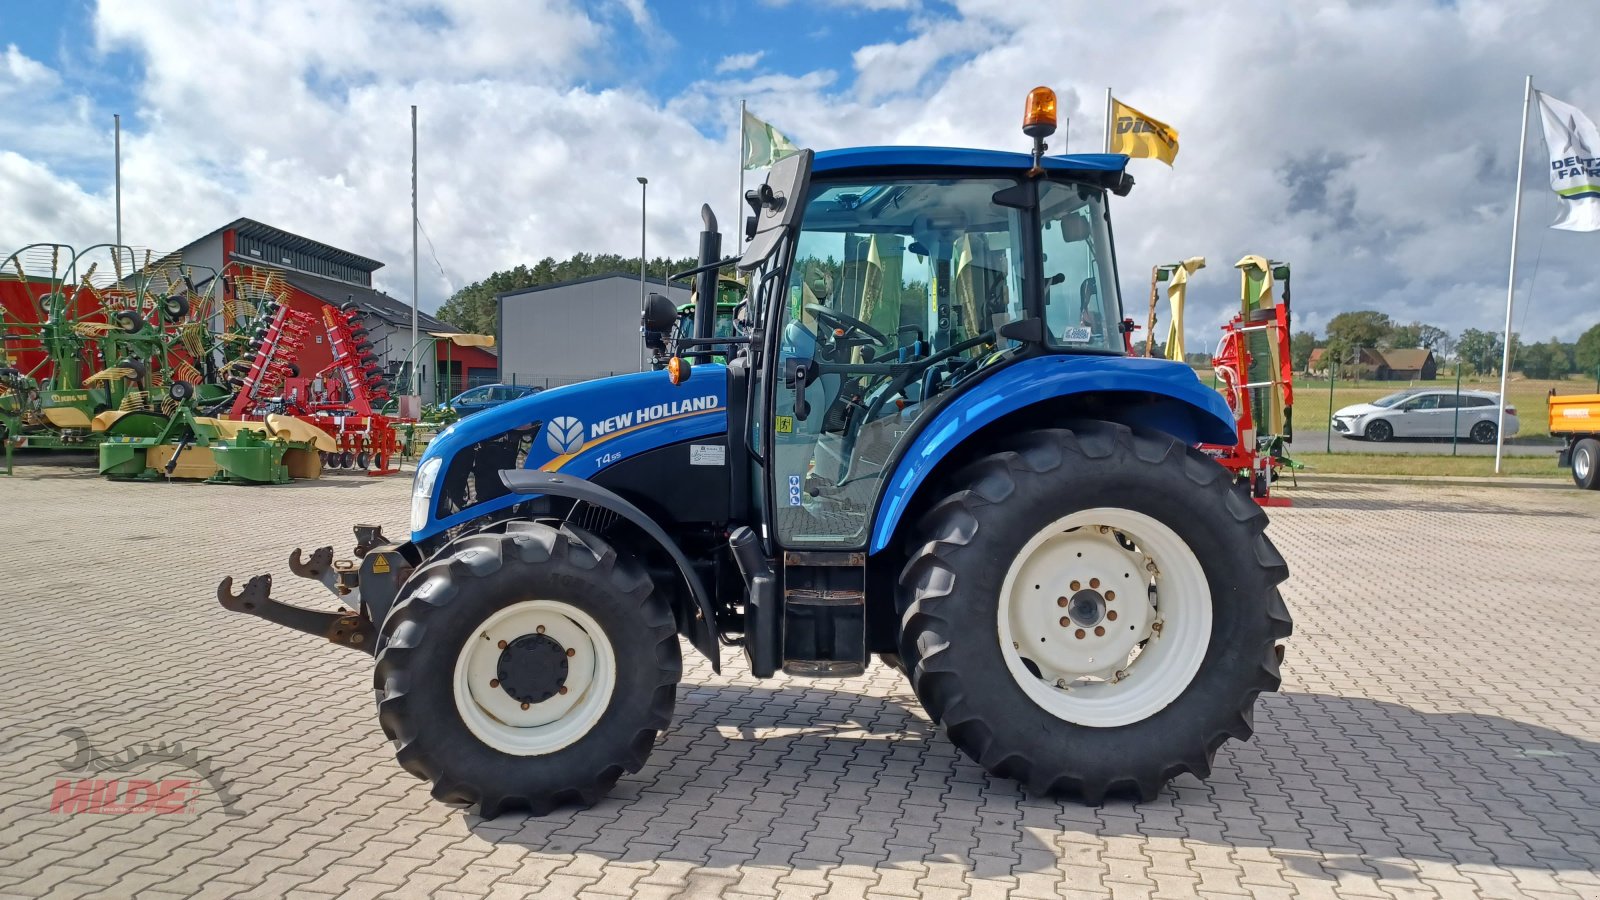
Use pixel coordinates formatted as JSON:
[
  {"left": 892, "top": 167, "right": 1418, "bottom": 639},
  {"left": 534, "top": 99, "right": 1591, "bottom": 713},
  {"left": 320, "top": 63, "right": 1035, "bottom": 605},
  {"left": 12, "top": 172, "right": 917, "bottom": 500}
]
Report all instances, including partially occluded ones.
[{"left": 1, "top": 0, "right": 1597, "bottom": 348}]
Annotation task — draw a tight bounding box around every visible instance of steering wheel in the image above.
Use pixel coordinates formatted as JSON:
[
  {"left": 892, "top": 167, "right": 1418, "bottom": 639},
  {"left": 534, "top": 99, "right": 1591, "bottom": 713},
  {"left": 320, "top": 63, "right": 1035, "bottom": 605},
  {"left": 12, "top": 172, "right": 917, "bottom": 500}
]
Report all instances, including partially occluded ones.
[{"left": 805, "top": 304, "right": 889, "bottom": 346}]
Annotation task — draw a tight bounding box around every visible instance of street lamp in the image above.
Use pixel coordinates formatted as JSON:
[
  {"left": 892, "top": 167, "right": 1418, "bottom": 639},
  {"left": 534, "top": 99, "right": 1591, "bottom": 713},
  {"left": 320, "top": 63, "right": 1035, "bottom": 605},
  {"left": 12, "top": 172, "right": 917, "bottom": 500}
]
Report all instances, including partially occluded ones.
[{"left": 637, "top": 176, "right": 648, "bottom": 371}]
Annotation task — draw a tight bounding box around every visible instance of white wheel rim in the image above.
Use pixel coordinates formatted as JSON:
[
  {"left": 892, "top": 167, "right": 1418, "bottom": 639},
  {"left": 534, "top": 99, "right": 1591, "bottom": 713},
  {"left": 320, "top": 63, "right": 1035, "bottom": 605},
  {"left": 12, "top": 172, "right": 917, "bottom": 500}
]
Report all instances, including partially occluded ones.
[
  {"left": 1578, "top": 447, "right": 1593, "bottom": 480},
  {"left": 997, "top": 507, "right": 1212, "bottom": 728},
  {"left": 452, "top": 599, "right": 616, "bottom": 756}
]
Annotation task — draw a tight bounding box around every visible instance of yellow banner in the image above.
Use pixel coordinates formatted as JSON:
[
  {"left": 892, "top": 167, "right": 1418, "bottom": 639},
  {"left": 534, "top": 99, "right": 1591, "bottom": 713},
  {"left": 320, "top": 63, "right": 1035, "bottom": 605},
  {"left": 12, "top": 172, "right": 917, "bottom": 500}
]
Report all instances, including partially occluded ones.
[{"left": 1111, "top": 98, "right": 1179, "bottom": 165}]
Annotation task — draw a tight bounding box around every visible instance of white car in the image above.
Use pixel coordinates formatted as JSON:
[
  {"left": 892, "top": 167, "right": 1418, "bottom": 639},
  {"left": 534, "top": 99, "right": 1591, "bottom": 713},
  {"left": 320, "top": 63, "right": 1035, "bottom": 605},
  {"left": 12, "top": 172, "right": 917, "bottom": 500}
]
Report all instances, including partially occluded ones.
[{"left": 1331, "top": 389, "right": 1519, "bottom": 443}]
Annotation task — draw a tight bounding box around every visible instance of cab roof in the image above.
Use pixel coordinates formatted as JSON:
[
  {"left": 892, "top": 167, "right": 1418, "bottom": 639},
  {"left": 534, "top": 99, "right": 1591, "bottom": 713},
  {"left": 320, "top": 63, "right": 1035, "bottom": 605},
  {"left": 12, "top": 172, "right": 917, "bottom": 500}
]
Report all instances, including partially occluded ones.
[{"left": 813, "top": 146, "right": 1129, "bottom": 176}]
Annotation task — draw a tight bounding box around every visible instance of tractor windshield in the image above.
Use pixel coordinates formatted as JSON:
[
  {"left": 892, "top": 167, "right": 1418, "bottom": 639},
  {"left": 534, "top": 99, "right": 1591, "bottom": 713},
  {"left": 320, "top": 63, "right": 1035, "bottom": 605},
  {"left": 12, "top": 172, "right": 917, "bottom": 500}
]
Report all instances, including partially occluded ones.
[{"left": 764, "top": 174, "right": 1121, "bottom": 549}]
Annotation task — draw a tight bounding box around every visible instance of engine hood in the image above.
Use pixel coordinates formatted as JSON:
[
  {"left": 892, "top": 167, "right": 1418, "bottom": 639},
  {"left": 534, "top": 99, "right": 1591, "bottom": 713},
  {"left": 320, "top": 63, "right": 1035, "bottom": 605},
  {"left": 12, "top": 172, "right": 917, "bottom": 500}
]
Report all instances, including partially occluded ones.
[{"left": 415, "top": 366, "right": 729, "bottom": 541}]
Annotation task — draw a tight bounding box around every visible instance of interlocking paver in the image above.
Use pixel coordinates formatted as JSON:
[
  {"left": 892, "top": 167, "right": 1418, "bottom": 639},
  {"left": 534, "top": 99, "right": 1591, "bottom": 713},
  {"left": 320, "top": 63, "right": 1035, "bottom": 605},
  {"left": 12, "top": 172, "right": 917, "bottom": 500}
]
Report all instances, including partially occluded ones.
[{"left": 2, "top": 465, "right": 1598, "bottom": 898}]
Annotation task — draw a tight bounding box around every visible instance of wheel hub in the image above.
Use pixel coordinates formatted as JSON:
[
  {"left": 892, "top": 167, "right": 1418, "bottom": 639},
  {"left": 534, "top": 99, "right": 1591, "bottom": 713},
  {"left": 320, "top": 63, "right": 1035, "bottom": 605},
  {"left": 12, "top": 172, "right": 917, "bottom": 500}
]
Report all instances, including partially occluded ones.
[
  {"left": 998, "top": 509, "right": 1213, "bottom": 727},
  {"left": 1066, "top": 589, "right": 1106, "bottom": 627},
  {"left": 454, "top": 599, "right": 615, "bottom": 750},
  {"left": 495, "top": 633, "right": 569, "bottom": 704}
]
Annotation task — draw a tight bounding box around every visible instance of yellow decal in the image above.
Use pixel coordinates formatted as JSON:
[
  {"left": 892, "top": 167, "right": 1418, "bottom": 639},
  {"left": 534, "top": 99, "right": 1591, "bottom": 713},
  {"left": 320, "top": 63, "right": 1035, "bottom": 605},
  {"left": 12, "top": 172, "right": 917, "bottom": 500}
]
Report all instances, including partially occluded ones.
[
  {"left": 371, "top": 555, "right": 390, "bottom": 574},
  {"left": 775, "top": 415, "right": 794, "bottom": 434}
]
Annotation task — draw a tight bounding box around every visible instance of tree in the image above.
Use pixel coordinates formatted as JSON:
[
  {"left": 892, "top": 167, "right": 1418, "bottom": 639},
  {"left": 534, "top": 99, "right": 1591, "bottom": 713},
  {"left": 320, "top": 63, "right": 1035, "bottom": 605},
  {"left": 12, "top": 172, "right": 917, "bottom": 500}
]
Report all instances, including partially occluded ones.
[
  {"left": 1415, "top": 323, "right": 1451, "bottom": 352},
  {"left": 1519, "top": 338, "right": 1574, "bottom": 380},
  {"left": 1456, "top": 328, "right": 1520, "bottom": 376},
  {"left": 1386, "top": 321, "right": 1450, "bottom": 352},
  {"left": 1576, "top": 322, "right": 1600, "bottom": 377},
  {"left": 1324, "top": 310, "right": 1393, "bottom": 363},
  {"left": 1517, "top": 341, "right": 1556, "bottom": 379},
  {"left": 434, "top": 253, "right": 698, "bottom": 336},
  {"left": 1290, "top": 330, "right": 1318, "bottom": 371},
  {"left": 1388, "top": 322, "right": 1421, "bottom": 349}
]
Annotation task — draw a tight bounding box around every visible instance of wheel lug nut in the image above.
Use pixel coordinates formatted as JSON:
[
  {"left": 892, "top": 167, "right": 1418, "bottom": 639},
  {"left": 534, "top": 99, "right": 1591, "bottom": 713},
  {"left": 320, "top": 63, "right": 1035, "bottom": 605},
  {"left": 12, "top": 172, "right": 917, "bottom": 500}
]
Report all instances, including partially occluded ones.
[
  {"left": 558, "top": 686, "right": 568, "bottom": 695},
  {"left": 1070, "top": 580, "right": 1081, "bottom": 591},
  {"left": 565, "top": 648, "right": 576, "bottom": 657},
  {"left": 489, "top": 679, "right": 500, "bottom": 688},
  {"left": 1105, "top": 590, "right": 1116, "bottom": 601},
  {"left": 1074, "top": 629, "right": 1086, "bottom": 640},
  {"left": 1089, "top": 578, "right": 1100, "bottom": 589},
  {"left": 520, "top": 702, "right": 530, "bottom": 710},
  {"left": 1107, "top": 610, "right": 1118, "bottom": 622},
  {"left": 1056, "top": 596, "right": 1069, "bottom": 608},
  {"left": 1059, "top": 616, "right": 1070, "bottom": 627},
  {"left": 496, "top": 640, "right": 507, "bottom": 649},
  {"left": 536, "top": 625, "right": 546, "bottom": 634},
  {"left": 1094, "top": 626, "right": 1105, "bottom": 637}
]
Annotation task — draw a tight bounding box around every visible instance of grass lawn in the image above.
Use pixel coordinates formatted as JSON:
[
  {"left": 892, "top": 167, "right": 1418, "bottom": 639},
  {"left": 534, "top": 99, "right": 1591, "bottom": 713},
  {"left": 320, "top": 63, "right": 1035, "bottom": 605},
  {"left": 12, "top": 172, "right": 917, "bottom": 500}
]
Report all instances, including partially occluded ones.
[
  {"left": 1190, "top": 369, "right": 1600, "bottom": 439},
  {"left": 1289, "top": 452, "right": 1564, "bottom": 479}
]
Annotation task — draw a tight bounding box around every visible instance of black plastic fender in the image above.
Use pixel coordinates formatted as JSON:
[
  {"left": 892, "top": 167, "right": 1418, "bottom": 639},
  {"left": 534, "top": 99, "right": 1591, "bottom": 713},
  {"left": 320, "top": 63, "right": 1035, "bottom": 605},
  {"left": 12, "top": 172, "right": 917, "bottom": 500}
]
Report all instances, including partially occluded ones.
[{"left": 499, "top": 469, "right": 721, "bottom": 671}]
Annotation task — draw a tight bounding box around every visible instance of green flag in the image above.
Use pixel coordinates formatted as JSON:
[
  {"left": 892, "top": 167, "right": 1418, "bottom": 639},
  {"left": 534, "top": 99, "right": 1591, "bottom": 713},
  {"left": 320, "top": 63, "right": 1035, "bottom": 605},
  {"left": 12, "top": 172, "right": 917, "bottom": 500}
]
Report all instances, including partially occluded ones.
[{"left": 742, "top": 108, "right": 799, "bottom": 170}]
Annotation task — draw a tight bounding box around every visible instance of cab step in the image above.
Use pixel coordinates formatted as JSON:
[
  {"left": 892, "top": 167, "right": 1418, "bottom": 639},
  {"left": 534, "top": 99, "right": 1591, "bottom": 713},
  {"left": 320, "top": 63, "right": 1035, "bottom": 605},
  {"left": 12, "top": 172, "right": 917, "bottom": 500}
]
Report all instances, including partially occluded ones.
[{"left": 781, "top": 551, "right": 866, "bottom": 677}]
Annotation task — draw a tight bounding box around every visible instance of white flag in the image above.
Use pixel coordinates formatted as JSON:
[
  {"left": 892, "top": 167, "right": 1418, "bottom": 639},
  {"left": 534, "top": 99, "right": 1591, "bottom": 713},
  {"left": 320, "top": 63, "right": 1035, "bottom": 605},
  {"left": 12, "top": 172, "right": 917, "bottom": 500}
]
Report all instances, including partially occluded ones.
[
  {"left": 1536, "top": 91, "right": 1600, "bottom": 232},
  {"left": 741, "top": 108, "right": 799, "bottom": 170}
]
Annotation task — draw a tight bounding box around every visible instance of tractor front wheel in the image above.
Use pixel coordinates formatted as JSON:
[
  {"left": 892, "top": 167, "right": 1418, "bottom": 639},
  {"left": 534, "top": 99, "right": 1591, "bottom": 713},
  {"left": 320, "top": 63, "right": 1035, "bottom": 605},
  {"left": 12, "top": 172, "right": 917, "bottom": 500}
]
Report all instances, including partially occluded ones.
[
  {"left": 373, "top": 522, "right": 680, "bottom": 817},
  {"left": 897, "top": 423, "right": 1292, "bottom": 803}
]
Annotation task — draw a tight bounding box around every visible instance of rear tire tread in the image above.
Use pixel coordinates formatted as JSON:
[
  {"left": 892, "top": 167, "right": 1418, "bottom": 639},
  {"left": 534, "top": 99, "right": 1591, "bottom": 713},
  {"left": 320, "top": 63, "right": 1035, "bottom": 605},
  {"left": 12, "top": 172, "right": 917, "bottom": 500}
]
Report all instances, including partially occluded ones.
[{"left": 897, "top": 422, "right": 1291, "bottom": 803}]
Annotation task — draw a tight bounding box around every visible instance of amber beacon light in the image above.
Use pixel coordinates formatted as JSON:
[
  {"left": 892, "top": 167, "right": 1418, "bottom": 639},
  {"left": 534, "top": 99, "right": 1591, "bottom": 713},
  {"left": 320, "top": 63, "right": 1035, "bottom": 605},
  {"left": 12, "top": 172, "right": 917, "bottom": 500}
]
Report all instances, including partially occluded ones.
[{"left": 1023, "top": 86, "right": 1057, "bottom": 138}]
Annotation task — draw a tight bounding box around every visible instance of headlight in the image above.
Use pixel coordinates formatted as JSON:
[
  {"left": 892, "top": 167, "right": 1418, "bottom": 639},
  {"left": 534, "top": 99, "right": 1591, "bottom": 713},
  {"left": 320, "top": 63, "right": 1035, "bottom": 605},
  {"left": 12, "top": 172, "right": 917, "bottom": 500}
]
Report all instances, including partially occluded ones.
[{"left": 410, "top": 456, "right": 443, "bottom": 533}]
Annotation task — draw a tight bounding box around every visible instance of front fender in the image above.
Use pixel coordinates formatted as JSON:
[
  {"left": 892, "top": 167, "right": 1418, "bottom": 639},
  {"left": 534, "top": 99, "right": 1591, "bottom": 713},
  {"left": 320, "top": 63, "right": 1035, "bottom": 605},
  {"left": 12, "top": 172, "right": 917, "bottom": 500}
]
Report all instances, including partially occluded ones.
[
  {"left": 499, "top": 469, "right": 721, "bottom": 672},
  {"left": 870, "top": 354, "right": 1236, "bottom": 553}
]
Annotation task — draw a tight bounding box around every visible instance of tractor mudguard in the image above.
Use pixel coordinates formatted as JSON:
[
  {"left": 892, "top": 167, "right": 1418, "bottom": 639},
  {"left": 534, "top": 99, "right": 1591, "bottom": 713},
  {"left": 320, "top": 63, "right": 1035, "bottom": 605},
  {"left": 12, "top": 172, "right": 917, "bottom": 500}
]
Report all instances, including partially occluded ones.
[
  {"left": 499, "top": 468, "right": 721, "bottom": 671},
  {"left": 870, "top": 354, "right": 1238, "bottom": 553}
]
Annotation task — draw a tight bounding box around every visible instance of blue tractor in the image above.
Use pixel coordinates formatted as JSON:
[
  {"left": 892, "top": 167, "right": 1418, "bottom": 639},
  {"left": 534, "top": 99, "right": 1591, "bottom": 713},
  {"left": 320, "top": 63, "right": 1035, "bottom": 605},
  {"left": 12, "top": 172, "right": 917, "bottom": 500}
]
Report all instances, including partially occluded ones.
[{"left": 218, "top": 88, "right": 1291, "bottom": 817}]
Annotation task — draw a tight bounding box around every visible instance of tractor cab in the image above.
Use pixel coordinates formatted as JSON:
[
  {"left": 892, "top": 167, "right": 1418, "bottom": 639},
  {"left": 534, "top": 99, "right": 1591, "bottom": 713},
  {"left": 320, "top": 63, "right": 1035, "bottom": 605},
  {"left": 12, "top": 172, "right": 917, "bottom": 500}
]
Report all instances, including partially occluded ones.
[{"left": 729, "top": 145, "right": 1131, "bottom": 552}]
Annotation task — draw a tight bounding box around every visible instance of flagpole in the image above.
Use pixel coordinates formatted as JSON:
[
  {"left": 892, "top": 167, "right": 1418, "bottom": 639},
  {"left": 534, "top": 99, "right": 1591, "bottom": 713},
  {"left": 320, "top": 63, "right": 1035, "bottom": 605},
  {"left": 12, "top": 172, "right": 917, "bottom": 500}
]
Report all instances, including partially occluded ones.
[
  {"left": 1103, "top": 88, "right": 1113, "bottom": 153},
  {"left": 412, "top": 104, "right": 420, "bottom": 401},
  {"left": 113, "top": 114, "right": 122, "bottom": 247},
  {"left": 737, "top": 99, "right": 747, "bottom": 252},
  {"left": 1495, "top": 75, "right": 1532, "bottom": 474}
]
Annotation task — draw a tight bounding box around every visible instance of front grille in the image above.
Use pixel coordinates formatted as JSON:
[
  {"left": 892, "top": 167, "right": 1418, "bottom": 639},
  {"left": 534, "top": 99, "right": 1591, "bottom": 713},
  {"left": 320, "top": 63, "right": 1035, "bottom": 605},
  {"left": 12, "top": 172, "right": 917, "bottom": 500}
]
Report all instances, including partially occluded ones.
[{"left": 436, "top": 423, "right": 539, "bottom": 522}]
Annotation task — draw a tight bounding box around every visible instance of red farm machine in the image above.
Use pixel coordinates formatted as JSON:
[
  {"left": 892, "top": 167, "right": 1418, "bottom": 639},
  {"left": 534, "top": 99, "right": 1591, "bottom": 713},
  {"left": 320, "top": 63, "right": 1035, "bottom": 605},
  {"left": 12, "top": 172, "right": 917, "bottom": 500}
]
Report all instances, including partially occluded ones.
[
  {"left": 1136, "top": 254, "right": 1295, "bottom": 504},
  {"left": 223, "top": 267, "right": 405, "bottom": 474},
  {"left": 1204, "top": 256, "right": 1295, "bottom": 504}
]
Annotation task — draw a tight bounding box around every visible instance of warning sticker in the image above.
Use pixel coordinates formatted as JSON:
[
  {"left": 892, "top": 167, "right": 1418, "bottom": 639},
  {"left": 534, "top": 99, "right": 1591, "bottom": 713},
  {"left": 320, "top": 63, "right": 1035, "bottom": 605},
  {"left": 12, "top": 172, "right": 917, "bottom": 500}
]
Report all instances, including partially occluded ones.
[
  {"left": 775, "top": 415, "right": 794, "bottom": 434},
  {"left": 788, "top": 474, "right": 803, "bottom": 506},
  {"left": 689, "top": 444, "right": 725, "bottom": 466},
  {"left": 371, "top": 555, "right": 390, "bottom": 574}
]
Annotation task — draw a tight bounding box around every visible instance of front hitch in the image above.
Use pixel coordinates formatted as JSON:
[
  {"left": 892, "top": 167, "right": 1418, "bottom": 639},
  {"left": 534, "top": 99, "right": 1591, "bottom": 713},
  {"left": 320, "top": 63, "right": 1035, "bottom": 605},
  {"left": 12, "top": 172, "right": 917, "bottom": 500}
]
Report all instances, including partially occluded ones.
[
  {"left": 217, "top": 572, "right": 375, "bottom": 653},
  {"left": 215, "top": 525, "right": 414, "bottom": 655}
]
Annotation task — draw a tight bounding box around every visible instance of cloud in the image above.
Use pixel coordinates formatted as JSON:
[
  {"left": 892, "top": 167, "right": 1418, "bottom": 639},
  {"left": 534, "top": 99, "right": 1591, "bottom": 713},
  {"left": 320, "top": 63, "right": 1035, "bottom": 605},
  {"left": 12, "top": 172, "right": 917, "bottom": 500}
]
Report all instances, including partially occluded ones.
[
  {"left": 715, "top": 51, "right": 764, "bottom": 74},
  {"left": 2, "top": 0, "right": 1599, "bottom": 349}
]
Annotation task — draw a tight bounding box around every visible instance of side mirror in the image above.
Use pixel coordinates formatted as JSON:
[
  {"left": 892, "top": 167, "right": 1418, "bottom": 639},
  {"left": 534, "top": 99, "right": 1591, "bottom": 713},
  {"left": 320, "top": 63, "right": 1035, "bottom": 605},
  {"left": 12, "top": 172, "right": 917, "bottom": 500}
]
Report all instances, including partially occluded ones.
[{"left": 738, "top": 149, "right": 814, "bottom": 271}]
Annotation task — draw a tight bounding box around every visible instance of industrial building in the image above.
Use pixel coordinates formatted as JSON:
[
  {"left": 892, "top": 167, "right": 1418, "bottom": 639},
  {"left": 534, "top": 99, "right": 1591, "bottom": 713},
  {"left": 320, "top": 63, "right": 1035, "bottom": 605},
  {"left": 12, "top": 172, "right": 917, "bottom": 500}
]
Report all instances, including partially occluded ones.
[
  {"left": 496, "top": 274, "right": 689, "bottom": 388},
  {"left": 168, "top": 218, "right": 497, "bottom": 403}
]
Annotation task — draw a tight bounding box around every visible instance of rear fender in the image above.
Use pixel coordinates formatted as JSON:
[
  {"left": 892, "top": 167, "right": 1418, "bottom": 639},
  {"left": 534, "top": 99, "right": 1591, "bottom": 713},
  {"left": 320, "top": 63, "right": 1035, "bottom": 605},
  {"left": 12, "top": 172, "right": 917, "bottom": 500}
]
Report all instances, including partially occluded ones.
[
  {"left": 500, "top": 469, "right": 721, "bottom": 672},
  {"left": 870, "top": 354, "right": 1236, "bottom": 553}
]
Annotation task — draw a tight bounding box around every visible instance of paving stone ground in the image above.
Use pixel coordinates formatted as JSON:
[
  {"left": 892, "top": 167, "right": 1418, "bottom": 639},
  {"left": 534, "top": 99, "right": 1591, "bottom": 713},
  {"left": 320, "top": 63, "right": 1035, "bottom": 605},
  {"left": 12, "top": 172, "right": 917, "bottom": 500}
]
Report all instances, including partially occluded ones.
[{"left": 1, "top": 455, "right": 1598, "bottom": 899}]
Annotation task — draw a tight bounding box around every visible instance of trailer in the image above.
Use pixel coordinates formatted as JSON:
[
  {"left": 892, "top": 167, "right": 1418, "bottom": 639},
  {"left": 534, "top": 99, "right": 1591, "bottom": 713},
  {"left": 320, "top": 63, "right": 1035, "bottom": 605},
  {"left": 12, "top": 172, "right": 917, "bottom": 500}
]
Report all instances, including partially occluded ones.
[{"left": 1550, "top": 391, "right": 1600, "bottom": 489}]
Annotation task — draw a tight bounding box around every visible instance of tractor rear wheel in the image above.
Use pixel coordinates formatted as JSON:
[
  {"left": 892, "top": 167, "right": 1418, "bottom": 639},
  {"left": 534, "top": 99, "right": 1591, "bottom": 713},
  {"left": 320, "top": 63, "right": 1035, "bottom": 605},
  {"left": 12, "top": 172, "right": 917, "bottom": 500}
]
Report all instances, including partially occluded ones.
[
  {"left": 897, "top": 422, "right": 1291, "bottom": 803},
  {"left": 373, "top": 522, "right": 680, "bottom": 817}
]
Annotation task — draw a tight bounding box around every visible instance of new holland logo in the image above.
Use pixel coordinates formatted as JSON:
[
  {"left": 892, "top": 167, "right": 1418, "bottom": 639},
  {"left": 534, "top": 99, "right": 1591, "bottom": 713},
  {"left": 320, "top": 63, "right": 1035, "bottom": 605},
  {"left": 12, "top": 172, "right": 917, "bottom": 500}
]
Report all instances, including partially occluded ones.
[{"left": 546, "top": 416, "right": 586, "bottom": 454}]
